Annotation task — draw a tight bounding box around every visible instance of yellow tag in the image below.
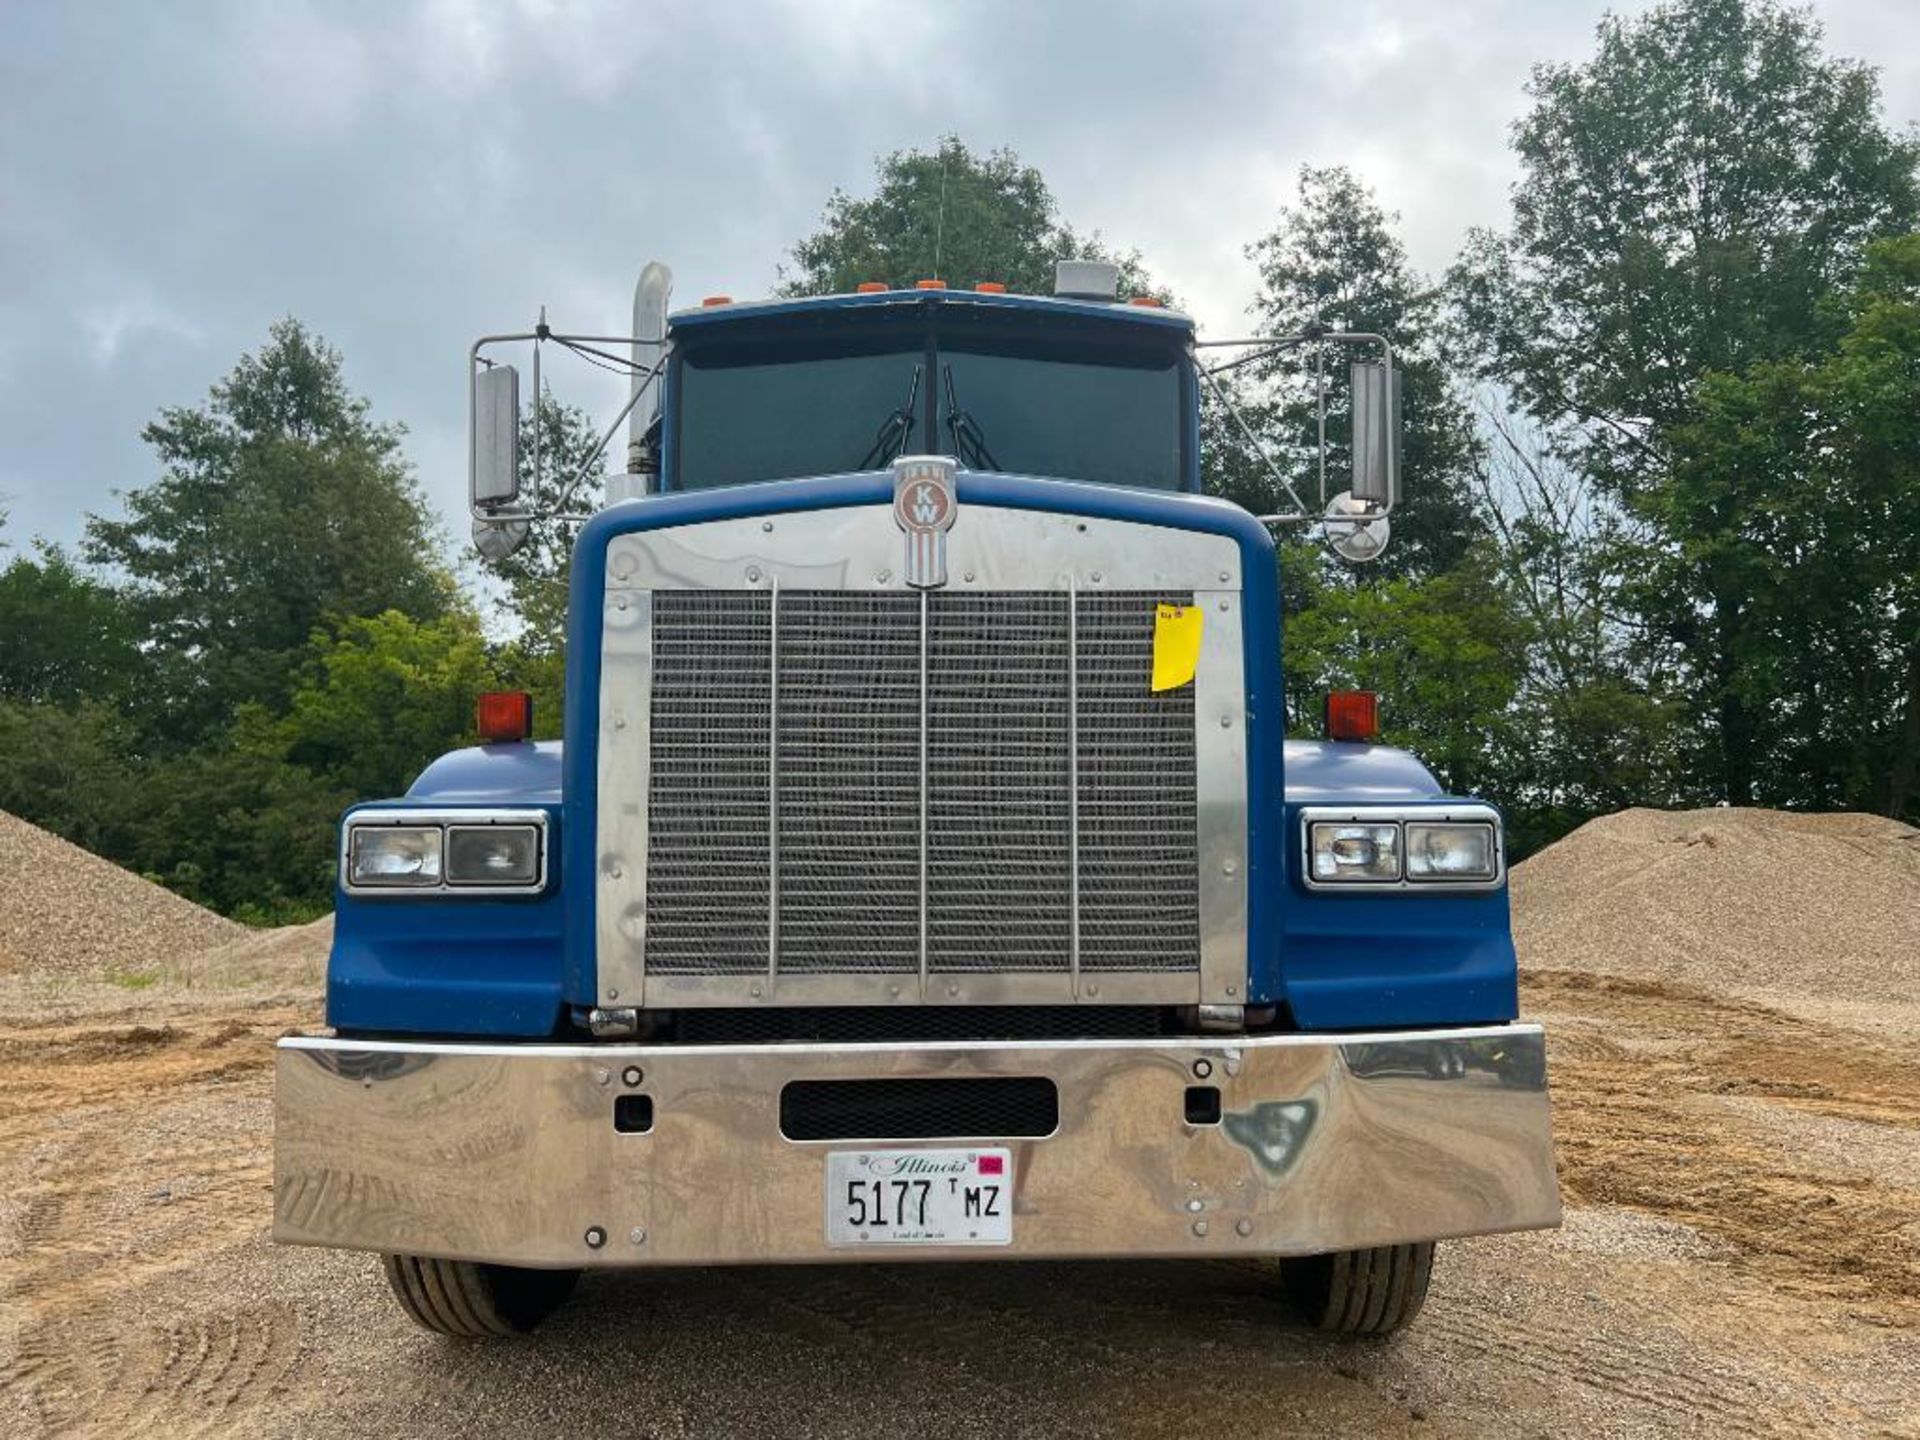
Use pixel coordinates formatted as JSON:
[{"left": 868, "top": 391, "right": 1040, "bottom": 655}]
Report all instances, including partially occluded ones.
[{"left": 1151, "top": 604, "right": 1202, "bottom": 692}]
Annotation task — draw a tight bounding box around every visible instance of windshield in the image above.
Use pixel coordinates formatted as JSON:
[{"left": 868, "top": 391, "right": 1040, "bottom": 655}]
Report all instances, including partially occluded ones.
[{"left": 671, "top": 317, "right": 1187, "bottom": 492}]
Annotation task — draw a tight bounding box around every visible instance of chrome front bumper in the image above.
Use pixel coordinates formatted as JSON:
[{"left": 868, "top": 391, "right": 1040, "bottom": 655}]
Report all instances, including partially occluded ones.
[{"left": 273, "top": 1025, "right": 1560, "bottom": 1267}]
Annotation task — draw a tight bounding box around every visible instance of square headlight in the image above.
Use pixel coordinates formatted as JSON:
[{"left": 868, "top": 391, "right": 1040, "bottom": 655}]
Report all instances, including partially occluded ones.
[
  {"left": 1405, "top": 821, "right": 1499, "bottom": 882},
  {"left": 445, "top": 824, "right": 542, "bottom": 887},
  {"left": 1308, "top": 822, "right": 1402, "bottom": 882},
  {"left": 348, "top": 825, "right": 443, "bottom": 887}
]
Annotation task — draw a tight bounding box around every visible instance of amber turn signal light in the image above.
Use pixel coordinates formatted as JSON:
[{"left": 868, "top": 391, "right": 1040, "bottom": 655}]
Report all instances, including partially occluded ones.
[
  {"left": 476, "top": 691, "right": 534, "bottom": 743},
  {"left": 1325, "top": 690, "right": 1380, "bottom": 743}
]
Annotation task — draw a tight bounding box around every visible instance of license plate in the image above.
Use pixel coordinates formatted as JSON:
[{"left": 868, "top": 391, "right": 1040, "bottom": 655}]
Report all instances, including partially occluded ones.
[{"left": 825, "top": 1148, "right": 1014, "bottom": 1246}]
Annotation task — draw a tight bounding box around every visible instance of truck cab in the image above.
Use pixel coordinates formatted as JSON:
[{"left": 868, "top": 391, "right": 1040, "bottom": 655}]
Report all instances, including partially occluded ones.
[{"left": 274, "top": 265, "right": 1558, "bottom": 1339}]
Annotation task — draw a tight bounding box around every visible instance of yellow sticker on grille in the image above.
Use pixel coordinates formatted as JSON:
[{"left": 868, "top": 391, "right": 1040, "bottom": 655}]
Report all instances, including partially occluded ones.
[{"left": 1151, "top": 604, "right": 1202, "bottom": 692}]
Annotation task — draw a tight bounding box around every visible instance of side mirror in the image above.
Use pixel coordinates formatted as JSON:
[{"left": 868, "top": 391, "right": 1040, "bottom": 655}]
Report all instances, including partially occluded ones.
[
  {"left": 1348, "top": 360, "right": 1400, "bottom": 508},
  {"left": 471, "top": 364, "right": 521, "bottom": 509}
]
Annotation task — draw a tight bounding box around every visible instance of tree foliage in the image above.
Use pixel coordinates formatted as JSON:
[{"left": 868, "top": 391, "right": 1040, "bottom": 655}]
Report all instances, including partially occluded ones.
[
  {"left": 1231, "top": 166, "right": 1485, "bottom": 577},
  {"left": 781, "top": 136, "right": 1159, "bottom": 299},
  {"left": 85, "top": 319, "right": 456, "bottom": 743},
  {"left": 0, "top": 539, "right": 145, "bottom": 707}
]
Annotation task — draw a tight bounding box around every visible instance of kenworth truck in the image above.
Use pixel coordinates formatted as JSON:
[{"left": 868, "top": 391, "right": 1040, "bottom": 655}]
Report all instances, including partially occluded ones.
[{"left": 273, "top": 260, "right": 1559, "bottom": 1339}]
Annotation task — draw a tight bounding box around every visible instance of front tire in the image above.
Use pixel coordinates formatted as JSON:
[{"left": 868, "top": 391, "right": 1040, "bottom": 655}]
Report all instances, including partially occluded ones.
[
  {"left": 382, "top": 1253, "right": 581, "bottom": 1337},
  {"left": 1282, "top": 1242, "right": 1434, "bottom": 1335}
]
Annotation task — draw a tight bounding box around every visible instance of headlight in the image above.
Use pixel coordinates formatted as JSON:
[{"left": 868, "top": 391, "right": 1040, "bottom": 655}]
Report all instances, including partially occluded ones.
[
  {"left": 348, "top": 826, "right": 443, "bottom": 887},
  {"left": 341, "top": 810, "right": 548, "bottom": 894},
  {"left": 446, "top": 824, "right": 541, "bottom": 885},
  {"left": 1308, "top": 822, "right": 1401, "bottom": 882},
  {"left": 1406, "top": 822, "right": 1499, "bottom": 881}
]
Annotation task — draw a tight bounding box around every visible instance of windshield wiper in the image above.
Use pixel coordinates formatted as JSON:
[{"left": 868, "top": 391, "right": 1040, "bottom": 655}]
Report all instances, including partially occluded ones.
[
  {"left": 858, "top": 364, "right": 923, "bottom": 470},
  {"left": 943, "top": 365, "right": 999, "bottom": 471}
]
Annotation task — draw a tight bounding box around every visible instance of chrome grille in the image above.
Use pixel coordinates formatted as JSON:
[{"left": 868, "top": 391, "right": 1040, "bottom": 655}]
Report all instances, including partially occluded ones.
[{"left": 643, "top": 589, "right": 1202, "bottom": 982}]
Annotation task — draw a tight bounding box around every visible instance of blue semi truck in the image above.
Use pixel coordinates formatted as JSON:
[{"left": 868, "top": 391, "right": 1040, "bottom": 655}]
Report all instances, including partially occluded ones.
[{"left": 272, "top": 260, "right": 1559, "bottom": 1339}]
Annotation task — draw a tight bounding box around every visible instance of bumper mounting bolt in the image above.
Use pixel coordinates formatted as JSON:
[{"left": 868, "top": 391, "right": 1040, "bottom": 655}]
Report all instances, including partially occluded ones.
[
  {"left": 1236, "top": 1218, "right": 1253, "bottom": 1237},
  {"left": 628, "top": 1227, "right": 647, "bottom": 1245},
  {"left": 622, "top": 1066, "right": 643, "bottom": 1087},
  {"left": 585, "top": 1226, "right": 607, "bottom": 1249},
  {"left": 1192, "top": 1058, "right": 1213, "bottom": 1079},
  {"left": 1192, "top": 1219, "right": 1209, "bottom": 1237},
  {"left": 594, "top": 1068, "right": 611, "bottom": 1087}
]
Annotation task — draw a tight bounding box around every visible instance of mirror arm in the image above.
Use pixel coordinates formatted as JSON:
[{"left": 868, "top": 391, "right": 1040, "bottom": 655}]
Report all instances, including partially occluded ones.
[
  {"left": 1191, "top": 350, "right": 1314, "bottom": 520},
  {"left": 545, "top": 357, "right": 666, "bottom": 517}
]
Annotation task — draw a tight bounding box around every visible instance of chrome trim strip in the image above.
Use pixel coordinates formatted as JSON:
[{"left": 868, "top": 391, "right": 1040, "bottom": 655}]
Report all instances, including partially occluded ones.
[
  {"left": 1067, "top": 575, "right": 1082, "bottom": 999},
  {"left": 1298, "top": 803, "right": 1506, "bottom": 894},
  {"left": 636, "top": 968, "right": 1204, "bottom": 1008},
  {"left": 596, "top": 589, "right": 652, "bottom": 1005},
  {"left": 767, "top": 577, "right": 781, "bottom": 989},
  {"left": 917, "top": 586, "right": 930, "bottom": 1001},
  {"left": 274, "top": 1023, "right": 1560, "bottom": 1267},
  {"left": 603, "top": 502, "right": 1245, "bottom": 596},
  {"left": 1193, "top": 591, "right": 1248, "bottom": 1002},
  {"left": 339, "top": 808, "right": 549, "bottom": 898}
]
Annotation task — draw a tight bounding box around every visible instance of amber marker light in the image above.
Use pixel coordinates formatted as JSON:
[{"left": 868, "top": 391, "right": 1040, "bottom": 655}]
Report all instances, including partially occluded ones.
[
  {"left": 476, "top": 691, "right": 534, "bottom": 743},
  {"left": 1325, "top": 690, "right": 1380, "bottom": 743}
]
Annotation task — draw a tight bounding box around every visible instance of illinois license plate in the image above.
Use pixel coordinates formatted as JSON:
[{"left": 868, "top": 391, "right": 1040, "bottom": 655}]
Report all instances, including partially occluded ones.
[{"left": 825, "top": 1148, "right": 1014, "bottom": 1246}]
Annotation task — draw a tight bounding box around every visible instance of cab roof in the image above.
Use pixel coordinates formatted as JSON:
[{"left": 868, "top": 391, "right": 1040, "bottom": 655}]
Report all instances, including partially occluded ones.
[{"left": 668, "top": 285, "right": 1194, "bottom": 337}]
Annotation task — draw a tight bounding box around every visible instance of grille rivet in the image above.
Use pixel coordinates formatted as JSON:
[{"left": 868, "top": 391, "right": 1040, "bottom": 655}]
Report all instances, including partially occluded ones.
[
  {"left": 746, "top": 565, "right": 762, "bottom": 582},
  {"left": 629, "top": 1226, "right": 647, "bottom": 1245},
  {"left": 1193, "top": 1058, "right": 1213, "bottom": 1079},
  {"left": 613, "top": 594, "right": 629, "bottom": 611},
  {"left": 622, "top": 1066, "right": 643, "bottom": 1087},
  {"left": 1192, "top": 1220, "right": 1209, "bottom": 1237},
  {"left": 1218, "top": 599, "right": 1229, "bottom": 612},
  {"left": 1226, "top": 985, "right": 1237, "bottom": 997},
  {"left": 1186, "top": 1198, "right": 1204, "bottom": 1213},
  {"left": 1219, "top": 714, "right": 1233, "bottom": 728},
  {"left": 1086, "top": 984, "right": 1100, "bottom": 997},
  {"left": 1091, "top": 570, "right": 1103, "bottom": 583},
  {"left": 947, "top": 984, "right": 960, "bottom": 998},
  {"left": 585, "top": 1226, "right": 607, "bottom": 1249},
  {"left": 964, "top": 570, "right": 975, "bottom": 583},
  {"left": 877, "top": 569, "right": 892, "bottom": 583},
  {"left": 595, "top": 1068, "right": 611, "bottom": 1086},
  {"left": 1221, "top": 859, "right": 1236, "bottom": 876},
  {"left": 1219, "top": 570, "right": 1231, "bottom": 583},
  {"left": 613, "top": 715, "right": 627, "bottom": 730},
  {"left": 762, "top": 521, "right": 773, "bottom": 532},
  {"left": 888, "top": 985, "right": 901, "bottom": 997},
  {"left": 750, "top": 984, "right": 763, "bottom": 998},
  {"left": 608, "top": 862, "right": 623, "bottom": 879},
  {"left": 1236, "top": 1218, "right": 1253, "bottom": 1237},
  {"left": 607, "top": 988, "right": 620, "bottom": 1000}
]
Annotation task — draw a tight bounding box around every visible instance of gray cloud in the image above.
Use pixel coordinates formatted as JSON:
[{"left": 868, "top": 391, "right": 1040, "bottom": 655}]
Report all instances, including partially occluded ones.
[{"left": 2, "top": 0, "right": 1914, "bottom": 552}]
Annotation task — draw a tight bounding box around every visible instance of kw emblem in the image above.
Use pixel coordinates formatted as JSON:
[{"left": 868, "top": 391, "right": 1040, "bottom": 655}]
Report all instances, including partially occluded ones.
[{"left": 891, "top": 455, "right": 958, "bottom": 589}]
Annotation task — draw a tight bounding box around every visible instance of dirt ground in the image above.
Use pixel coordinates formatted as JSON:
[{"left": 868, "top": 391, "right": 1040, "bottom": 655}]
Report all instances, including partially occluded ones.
[{"left": 2, "top": 812, "right": 1919, "bottom": 1437}]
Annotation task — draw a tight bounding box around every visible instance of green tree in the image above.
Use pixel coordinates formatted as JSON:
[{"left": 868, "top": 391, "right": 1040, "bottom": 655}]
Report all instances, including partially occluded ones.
[
  {"left": 1234, "top": 166, "right": 1485, "bottom": 577},
  {"left": 1648, "top": 236, "right": 1920, "bottom": 820},
  {"left": 0, "top": 539, "right": 145, "bottom": 706},
  {"left": 0, "top": 701, "right": 143, "bottom": 859},
  {"left": 492, "top": 393, "right": 603, "bottom": 656},
  {"left": 781, "top": 137, "right": 1159, "bottom": 298},
  {"left": 1452, "top": 0, "right": 1919, "bottom": 804},
  {"left": 85, "top": 319, "right": 457, "bottom": 743},
  {"left": 1284, "top": 544, "right": 1533, "bottom": 802},
  {"left": 268, "top": 609, "right": 502, "bottom": 801}
]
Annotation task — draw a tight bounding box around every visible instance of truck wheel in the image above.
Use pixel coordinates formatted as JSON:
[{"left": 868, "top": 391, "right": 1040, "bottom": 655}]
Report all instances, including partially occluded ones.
[
  {"left": 382, "top": 1253, "right": 580, "bottom": 1337},
  {"left": 1281, "top": 1242, "right": 1434, "bottom": 1335}
]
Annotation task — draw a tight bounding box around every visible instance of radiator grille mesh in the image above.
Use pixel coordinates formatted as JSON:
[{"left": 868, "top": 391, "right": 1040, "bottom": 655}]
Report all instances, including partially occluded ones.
[{"left": 643, "top": 589, "right": 1201, "bottom": 982}]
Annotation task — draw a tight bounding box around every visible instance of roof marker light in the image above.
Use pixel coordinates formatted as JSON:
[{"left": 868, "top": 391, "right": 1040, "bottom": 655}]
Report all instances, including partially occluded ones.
[
  {"left": 856, "top": 281, "right": 888, "bottom": 293},
  {"left": 1127, "top": 295, "right": 1164, "bottom": 308},
  {"left": 701, "top": 295, "right": 733, "bottom": 307},
  {"left": 975, "top": 281, "right": 1007, "bottom": 293},
  {"left": 915, "top": 278, "right": 948, "bottom": 290},
  {"left": 1325, "top": 690, "right": 1380, "bottom": 743},
  {"left": 476, "top": 691, "right": 533, "bottom": 743}
]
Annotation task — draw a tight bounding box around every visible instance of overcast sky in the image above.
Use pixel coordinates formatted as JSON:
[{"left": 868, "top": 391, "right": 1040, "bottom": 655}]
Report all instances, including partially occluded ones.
[{"left": 2, "top": 0, "right": 1915, "bottom": 556}]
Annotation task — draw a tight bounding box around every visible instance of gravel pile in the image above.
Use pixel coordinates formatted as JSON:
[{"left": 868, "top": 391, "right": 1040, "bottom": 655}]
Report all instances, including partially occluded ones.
[
  {"left": 0, "top": 809, "right": 245, "bottom": 981},
  {"left": 1511, "top": 806, "right": 1920, "bottom": 1005}
]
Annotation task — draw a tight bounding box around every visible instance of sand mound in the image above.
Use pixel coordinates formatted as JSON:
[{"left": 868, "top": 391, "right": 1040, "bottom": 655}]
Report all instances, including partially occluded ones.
[
  {"left": 1512, "top": 806, "right": 1920, "bottom": 1006},
  {"left": 183, "top": 914, "right": 333, "bottom": 990},
  {"left": 0, "top": 809, "right": 246, "bottom": 981}
]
